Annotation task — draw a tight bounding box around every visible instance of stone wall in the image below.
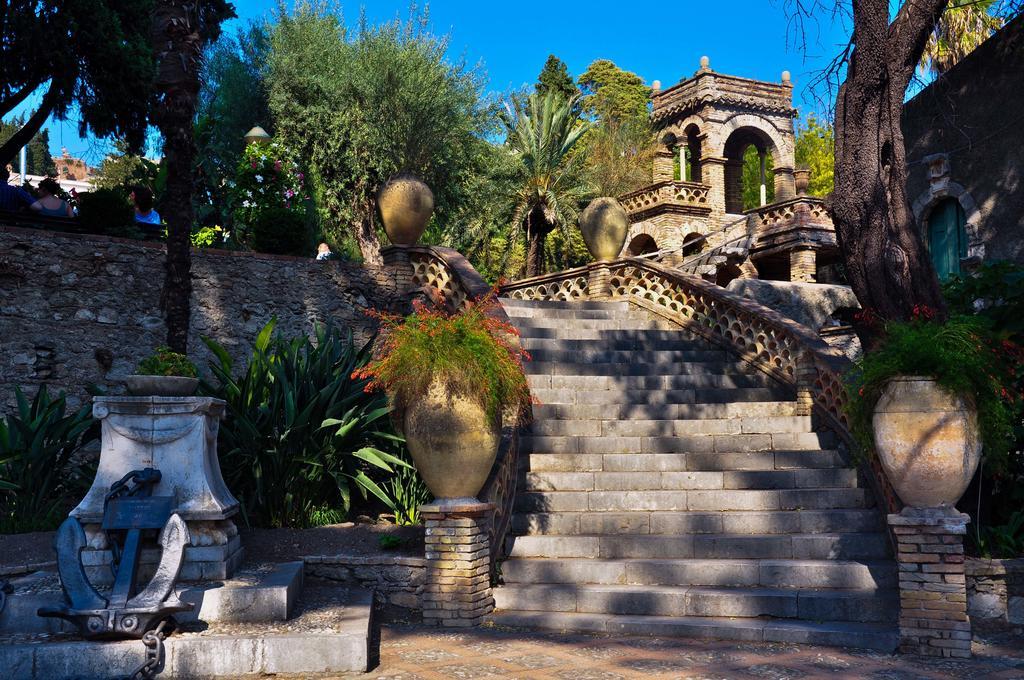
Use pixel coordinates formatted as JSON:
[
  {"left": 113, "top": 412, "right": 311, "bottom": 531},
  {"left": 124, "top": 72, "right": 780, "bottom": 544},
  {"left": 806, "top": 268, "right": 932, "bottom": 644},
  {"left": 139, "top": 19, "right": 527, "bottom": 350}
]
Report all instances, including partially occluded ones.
[
  {"left": 0, "top": 227, "right": 399, "bottom": 413},
  {"left": 902, "top": 14, "right": 1024, "bottom": 266},
  {"left": 304, "top": 554, "right": 426, "bottom": 620},
  {"left": 966, "top": 557, "right": 1024, "bottom": 629}
]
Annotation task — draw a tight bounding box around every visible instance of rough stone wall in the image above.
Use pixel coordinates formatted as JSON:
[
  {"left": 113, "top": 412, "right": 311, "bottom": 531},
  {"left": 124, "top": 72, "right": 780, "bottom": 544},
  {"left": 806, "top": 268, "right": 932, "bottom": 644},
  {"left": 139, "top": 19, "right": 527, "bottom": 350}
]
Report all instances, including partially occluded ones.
[
  {"left": 902, "top": 14, "right": 1024, "bottom": 266},
  {"left": 0, "top": 227, "right": 398, "bottom": 413},
  {"left": 304, "top": 554, "right": 426, "bottom": 619},
  {"left": 966, "top": 557, "right": 1024, "bottom": 628}
]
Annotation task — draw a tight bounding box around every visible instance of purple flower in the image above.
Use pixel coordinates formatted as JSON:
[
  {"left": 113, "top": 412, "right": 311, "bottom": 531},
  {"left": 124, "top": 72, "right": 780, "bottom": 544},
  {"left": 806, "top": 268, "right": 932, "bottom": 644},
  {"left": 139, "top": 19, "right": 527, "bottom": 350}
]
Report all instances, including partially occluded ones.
[
  {"left": 274, "top": 160, "right": 282, "bottom": 172},
  {"left": 285, "top": 189, "right": 295, "bottom": 198},
  {"left": 250, "top": 161, "right": 257, "bottom": 169}
]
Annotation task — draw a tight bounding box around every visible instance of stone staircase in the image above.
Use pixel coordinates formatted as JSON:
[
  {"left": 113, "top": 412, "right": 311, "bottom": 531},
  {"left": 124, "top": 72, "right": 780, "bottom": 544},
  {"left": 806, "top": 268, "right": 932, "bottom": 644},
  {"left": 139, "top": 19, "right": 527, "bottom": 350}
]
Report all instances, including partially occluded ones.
[{"left": 491, "top": 298, "right": 898, "bottom": 651}]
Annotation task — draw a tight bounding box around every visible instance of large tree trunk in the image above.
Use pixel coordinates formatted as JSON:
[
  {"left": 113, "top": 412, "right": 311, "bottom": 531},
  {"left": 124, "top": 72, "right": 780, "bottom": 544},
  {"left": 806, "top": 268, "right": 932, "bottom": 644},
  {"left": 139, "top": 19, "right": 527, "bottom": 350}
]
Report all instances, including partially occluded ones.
[
  {"left": 152, "top": 1, "right": 204, "bottom": 354},
  {"left": 831, "top": 0, "right": 951, "bottom": 340},
  {"left": 0, "top": 82, "right": 61, "bottom": 167},
  {"left": 356, "top": 197, "right": 383, "bottom": 266},
  {"left": 525, "top": 206, "right": 553, "bottom": 277}
]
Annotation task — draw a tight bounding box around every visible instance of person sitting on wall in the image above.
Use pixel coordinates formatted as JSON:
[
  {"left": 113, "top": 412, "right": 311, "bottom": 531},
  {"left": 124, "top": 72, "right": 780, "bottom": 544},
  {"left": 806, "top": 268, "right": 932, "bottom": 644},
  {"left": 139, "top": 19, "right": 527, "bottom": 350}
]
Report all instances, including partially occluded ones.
[
  {"left": 316, "top": 242, "right": 334, "bottom": 261},
  {"left": 0, "top": 167, "right": 36, "bottom": 212},
  {"left": 131, "top": 185, "right": 162, "bottom": 237},
  {"left": 29, "top": 177, "right": 74, "bottom": 218}
]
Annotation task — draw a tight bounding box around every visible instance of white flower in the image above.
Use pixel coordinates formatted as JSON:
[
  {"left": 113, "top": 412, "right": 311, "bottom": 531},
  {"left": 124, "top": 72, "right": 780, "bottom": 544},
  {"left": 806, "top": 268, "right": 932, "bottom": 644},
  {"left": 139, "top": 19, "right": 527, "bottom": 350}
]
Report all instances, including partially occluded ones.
[
  {"left": 242, "top": 200, "right": 253, "bottom": 208},
  {"left": 255, "top": 175, "right": 264, "bottom": 183},
  {"left": 246, "top": 190, "right": 253, "bottom": 198}
]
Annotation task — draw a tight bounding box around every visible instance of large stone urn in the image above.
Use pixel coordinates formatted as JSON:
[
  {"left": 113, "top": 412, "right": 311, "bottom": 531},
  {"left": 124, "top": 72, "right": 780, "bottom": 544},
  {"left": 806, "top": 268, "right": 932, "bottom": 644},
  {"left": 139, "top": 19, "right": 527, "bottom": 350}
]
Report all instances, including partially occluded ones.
[
  {"left": 872, "top": 376, "right": 982, "bottom": 508},
  {"left": 377, "top": 173, "right": 434, "bottom": 245},
  {"left": 403, "top": 379, "right": 501, "bottom": 507},
  {"left": 579, "top": 197, "right": 629, "bottom": 261}
]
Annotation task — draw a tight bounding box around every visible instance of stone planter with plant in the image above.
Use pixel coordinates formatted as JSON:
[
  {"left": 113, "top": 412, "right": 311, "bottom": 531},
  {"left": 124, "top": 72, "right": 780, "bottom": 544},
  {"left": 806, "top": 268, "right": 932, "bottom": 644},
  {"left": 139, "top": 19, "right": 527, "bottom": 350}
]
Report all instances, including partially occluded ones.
[
  {"left": 125, "top": 347, "right": 200, "bottom": 397},
  {"left": 356, "top": 292, "right": 532, "bottom": 508},
  {"left": 846, "top": 310, "right": 1017, "bottom": 509}
]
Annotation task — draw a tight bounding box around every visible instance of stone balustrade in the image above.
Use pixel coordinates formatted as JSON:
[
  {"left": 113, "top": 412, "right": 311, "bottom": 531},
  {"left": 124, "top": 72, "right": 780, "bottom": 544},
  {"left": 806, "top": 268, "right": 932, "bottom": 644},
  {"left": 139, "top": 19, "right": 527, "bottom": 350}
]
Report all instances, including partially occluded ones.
[{"left": 617, "top": 180, "right": 711, "bottom": 218}]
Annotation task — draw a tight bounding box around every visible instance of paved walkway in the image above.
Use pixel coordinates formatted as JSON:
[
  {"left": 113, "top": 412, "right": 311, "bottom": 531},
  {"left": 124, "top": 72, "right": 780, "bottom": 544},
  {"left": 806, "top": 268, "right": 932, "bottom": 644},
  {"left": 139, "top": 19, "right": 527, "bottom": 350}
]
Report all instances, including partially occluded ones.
[{"left": 338, "top": 624, "right": 1024, "bottom": 680}]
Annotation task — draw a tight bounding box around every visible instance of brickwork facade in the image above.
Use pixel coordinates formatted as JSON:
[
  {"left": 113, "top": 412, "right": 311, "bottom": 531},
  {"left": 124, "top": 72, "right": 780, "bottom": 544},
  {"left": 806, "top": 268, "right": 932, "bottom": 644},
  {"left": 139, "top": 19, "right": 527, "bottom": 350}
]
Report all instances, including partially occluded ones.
[
  {"left": 889, "top": 508, "right": 971, "bottom": 658},
  {"left": 421, "top": 503, "right": 494, "bottom": 627}
]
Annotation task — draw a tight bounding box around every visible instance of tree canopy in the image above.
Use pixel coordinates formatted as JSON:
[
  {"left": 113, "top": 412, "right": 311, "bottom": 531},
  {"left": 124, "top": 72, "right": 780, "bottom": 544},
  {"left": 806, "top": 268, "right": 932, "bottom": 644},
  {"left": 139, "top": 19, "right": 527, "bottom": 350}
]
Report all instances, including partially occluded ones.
[
  {"left": 577, "top": 59, "right": 650, "bottom": 125},
  {"left": 536, "top": 55, "right": 577, "bottom": 100},
  {"left": 794, "top": 114, "right": 835, "bottom": 197}
]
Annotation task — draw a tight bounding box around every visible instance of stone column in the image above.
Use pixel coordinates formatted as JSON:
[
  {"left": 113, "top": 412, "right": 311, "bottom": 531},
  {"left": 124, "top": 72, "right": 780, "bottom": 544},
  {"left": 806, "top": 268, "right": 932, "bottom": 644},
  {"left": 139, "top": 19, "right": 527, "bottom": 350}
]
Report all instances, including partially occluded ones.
[
  {"left": 421, "top": 501, "right": 494, "bottom": 627},
  {"left": 382, "top": 245, "right": 415, "bottom": 295},
  {"left": 758, "top": 151, "right": 767, "bottom": 207},
  {"left": 790, "top": 248, "right": 817, "bottom": 283},
  {"left": 652, "top": 150, "right": 675, "bottom": 183},
  {"left": 889, "top": 507, "right": 972, "bottom": 658},
  {"left": 701, "top": 156, "right": 728, "bottom": 217},
  {"left": 588, "top": 263, "right": 612, "bottom": 301},
  {"left": 679, "top": 145, "right": 688, "bottom": 181},
  {"left": 774, "top": 166, "right": 796, "bottom": 202}
]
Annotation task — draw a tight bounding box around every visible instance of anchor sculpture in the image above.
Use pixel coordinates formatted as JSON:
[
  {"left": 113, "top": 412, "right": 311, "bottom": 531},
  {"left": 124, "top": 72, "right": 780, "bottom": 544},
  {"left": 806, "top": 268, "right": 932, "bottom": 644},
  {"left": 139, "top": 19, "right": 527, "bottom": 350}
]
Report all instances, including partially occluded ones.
[{"left": 39, "top": 468, "right": 194, "bottom": 639}]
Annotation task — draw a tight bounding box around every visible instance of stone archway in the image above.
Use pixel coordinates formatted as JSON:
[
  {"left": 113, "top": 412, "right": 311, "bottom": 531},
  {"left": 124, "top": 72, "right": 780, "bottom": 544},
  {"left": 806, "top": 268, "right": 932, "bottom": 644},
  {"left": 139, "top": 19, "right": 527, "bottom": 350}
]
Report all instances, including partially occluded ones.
[
  {"left": 626, "top": 233, "right": 658, "bottom": 256},
  {"left": 911, "top": 176, "right": 984, "bottom": 263}
]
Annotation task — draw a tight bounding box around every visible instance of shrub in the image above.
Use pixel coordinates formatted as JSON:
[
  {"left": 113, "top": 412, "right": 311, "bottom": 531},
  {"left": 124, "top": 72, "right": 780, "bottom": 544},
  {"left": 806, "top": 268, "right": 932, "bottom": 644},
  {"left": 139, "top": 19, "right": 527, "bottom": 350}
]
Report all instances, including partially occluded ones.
[
  {"left": 0, "top": 387, "right": 97, "bottom": 533},
  {"left": 76, "top": 187, "right": 137, "bottom": 238},
  {"left": 191, "top": 225, "right": 226, "bottom": 249},
  {"left": 201, "top": 320, "right": 408, "bottom": 528},
  {"left": 136, "top": 347, "right": 198, "bottom": 377},
  {"left": 845, "top": 312, "right": 1018, "bottom": 473},
  {"left": 229, "top": 140, "right": 308, "bottom": 245},
  {"left": 386, "top": 447, "right": 432, "bottom": 526},
  {"left": 356, "top": 291, "right": 533, "bottom": 427},
  {"left": 249, "top": 206, "right": 308, "bottom": 256}
]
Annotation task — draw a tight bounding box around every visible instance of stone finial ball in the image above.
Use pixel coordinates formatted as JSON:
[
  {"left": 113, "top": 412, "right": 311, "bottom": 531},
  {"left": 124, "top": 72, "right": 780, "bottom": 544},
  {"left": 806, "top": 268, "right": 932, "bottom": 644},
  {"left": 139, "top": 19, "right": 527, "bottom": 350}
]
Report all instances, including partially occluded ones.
[
  {"left": 377, "top": 173, "right": 434, "bottom": 246},
  {"left": 652, "top": 80, "right": 662, "bottom": 91},
  {"left": 579, "top": 197, "right": 629, "bottom": 262},
  {"left": 699, "top": 56, "right": 710, "bottom": 69},
  {"left": 781, "top": 70, "right": 792, "bottom": 83}
]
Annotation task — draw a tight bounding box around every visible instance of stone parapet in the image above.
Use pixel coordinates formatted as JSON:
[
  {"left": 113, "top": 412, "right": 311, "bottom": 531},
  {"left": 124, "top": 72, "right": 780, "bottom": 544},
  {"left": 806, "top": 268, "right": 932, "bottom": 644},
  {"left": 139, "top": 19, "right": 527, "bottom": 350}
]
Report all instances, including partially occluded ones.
[
  {"left": 421, "top": 502, "right": 494, "bottom": 627},
  {"left": 889, "top": 507, "right": 972, "bottom": 658},
  {"left": 965, "top": 556, "right": 1024, "bottom": 628}
]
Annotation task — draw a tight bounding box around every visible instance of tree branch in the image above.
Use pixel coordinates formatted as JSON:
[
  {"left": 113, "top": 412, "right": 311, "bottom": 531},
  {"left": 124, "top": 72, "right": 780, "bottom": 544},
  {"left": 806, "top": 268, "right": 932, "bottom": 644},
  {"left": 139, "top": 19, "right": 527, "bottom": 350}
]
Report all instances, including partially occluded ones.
[
  {"left": 0, "top": 81, "right": 61, "bottom": 167},
  {"left": 891, "top": 0, "right": 952, "bottom": 69},
  {"left": 0, "top": 80, "right": 40, "bottom": 119}
]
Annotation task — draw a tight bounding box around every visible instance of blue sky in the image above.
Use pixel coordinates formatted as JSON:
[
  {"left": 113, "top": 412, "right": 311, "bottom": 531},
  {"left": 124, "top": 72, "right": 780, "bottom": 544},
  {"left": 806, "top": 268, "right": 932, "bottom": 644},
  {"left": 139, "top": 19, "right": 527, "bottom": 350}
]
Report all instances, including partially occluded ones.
[{"left": 16, "top": 1, "right": 852, "bottom": 163}]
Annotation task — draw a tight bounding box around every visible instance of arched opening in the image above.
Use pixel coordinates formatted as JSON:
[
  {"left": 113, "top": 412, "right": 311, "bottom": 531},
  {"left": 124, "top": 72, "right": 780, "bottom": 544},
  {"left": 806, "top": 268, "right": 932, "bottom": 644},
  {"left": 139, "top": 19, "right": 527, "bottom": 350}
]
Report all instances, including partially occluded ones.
[
  {"left": 682, "top": 232, "right": 705, "bottom": 256},
  {"left": 679, "top": 124, "right": 702, "bottom": 183},
  {"left": 627, "top": 233, "right": 658, "bottom": 256},
  {"left": 723, "top": 126, "right": 778, "bottom": 213},
  {"left": 926, "top": 198, "right": 967, "bottom": 280}
]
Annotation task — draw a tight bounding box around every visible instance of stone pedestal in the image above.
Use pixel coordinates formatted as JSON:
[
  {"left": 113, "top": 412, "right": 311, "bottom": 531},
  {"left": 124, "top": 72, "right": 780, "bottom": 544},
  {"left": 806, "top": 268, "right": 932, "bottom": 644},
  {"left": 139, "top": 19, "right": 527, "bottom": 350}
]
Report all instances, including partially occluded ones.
[
  {"left": 73, "top": 396, "right": 242, "bottom": 583},
  {"left": 790, "top": 248, "right": 817, "bottom": 283},
  {"left": 382, "top": 246, "right": 414, "bottom": 296},
  {"left": 889, "top": 507, "right": 971, "bottom": 658},
  {"left": 588, "top": 263, "right": 612, "bottom": 301},
  {"left": 421, "top": 501, "right": 493, "bottom": 627}
]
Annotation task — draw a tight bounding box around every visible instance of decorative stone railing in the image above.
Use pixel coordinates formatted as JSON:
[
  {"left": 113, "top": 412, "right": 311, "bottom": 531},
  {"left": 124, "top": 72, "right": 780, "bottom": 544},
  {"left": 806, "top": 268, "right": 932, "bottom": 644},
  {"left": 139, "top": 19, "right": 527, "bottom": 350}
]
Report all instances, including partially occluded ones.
[
  {"left": 501, "top": 258, "right": 901, "bottom": 518},
  {"left": 618, "top": 180, "right": 711, "bottom": 217},
  {"left": 380, "top": 245, "right": 521, "bottom": 569},
  {"left": 753, "top": 196, "right": 830, "bottom": 228}
]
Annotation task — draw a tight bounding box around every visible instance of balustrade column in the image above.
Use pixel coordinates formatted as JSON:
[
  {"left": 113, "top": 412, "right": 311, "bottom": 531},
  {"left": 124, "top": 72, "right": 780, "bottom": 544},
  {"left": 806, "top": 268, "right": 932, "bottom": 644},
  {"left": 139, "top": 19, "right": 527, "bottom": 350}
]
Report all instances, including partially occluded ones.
[
  {"left": 383, "top": 246, "right": 415, "bottom": 295},
  {"left": 588, "top": 263, "right": 612, "bottom": 301},
  {"left": 795, "top": 352, "right": 815, "bottom": 417}
]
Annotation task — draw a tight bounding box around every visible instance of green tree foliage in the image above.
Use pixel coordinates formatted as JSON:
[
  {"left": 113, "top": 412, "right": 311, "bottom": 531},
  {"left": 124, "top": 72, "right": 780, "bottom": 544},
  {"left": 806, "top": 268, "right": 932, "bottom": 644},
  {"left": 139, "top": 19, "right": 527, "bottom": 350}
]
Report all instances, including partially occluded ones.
[
  {"left": 794, "top": 114, "right": 835, "bottom": 197},
  {"left": 266, "top": 4, "right": 496, "bottom": 264},
  {"left": 0, "top": 118, "right": 55, "bottom": 176},
  {"left": 94, "top": 140, "right": 160, "bottom": 191},
  {"left": 536, "top": 55, "right": 577, "bottom": 100},
  {"left": 196, "top": 24, "right": 273, "bottom": 227},
  {"left": 921, "top": 0, "right": 1004, "bottom": 76},
  {"left": 0, "top": 0, "right": 157, "bottom": 165},
  {"left": 577, "top": 59, "right": 650, "bottom": 125},
  {"left": 502, "top": 92, "right": 591, "bottom": 277}
]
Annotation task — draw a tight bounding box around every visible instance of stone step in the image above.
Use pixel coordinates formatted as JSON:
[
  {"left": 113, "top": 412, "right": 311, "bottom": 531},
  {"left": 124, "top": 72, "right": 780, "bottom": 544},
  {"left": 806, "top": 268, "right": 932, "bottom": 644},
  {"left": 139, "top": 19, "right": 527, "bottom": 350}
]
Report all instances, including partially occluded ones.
[
  {"left": 511, "top": 509, "right": 885, "bottom": 536},
  {"left": 507, "top": 533, "right": 889, "bottom": 560},
  {"left": 520, "top": 337, "right": 711, "bottom": 352},
  {"left": 521, "top": 432, "right": 836, "bottom": 455},
  {"left": 525, "top": 360, "right": 755, "bottom": 377},
  {"left": 527, "top": 374, "right": 776, "bottom": 391},
  {"left": 493, "top": 583, "right": 897, "bottom": 624},
  {"left": 522, "top": 467, "right": 857, "bottom": 492},
  {"left": 525, "top": 348, "right": 728, "bottom": 364},
  {"left": 534, "top": 401, "right": 800, "bottom": 420},
  {"left": 526, "top": 416, "right": 813, "bottom": 438},
  {"left": 511, "top": 316, "right": 676, "bottom": 331},
  {"left": 514, "top": 327, "right": 708, "bottom": 342},
  {"left": 515, "top": 487, "right": 868, "bottom": 513},
  {"left": 524, "top": 450, "right": 848, "bottom": 473},
  {"left": 487, "top": 610, "right": 898, "bottom": 652},
  {"left": 503, "top": 307, "right": 644, "bottom": 321},
  {"left": 500, "top": 298, "right": 631, "bottom": 312},
  {"left": 499, "top": 558, "right": 897, "bottom": 590},
  {"left": 530, "top": 387, "right": 794, "bottom": 405}
]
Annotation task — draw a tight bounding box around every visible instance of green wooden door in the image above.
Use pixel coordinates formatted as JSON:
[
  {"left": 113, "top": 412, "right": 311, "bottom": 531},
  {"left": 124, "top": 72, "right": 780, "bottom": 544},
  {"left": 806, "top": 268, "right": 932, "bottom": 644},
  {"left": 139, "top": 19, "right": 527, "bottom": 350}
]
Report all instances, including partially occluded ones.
[{"left": 927, "top": 199, "right": 967, "bottom": 280}]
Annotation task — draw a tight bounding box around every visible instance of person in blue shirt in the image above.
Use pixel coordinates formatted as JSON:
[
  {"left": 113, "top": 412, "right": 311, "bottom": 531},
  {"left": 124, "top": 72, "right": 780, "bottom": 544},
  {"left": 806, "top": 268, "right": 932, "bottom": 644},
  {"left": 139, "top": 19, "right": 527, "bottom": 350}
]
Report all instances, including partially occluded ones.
[
  {"left": 131, "top": 186, "right": 161, "bottom": 225},
  {"left": 0, "top": 167, "right": 36, "bottom": 212}
]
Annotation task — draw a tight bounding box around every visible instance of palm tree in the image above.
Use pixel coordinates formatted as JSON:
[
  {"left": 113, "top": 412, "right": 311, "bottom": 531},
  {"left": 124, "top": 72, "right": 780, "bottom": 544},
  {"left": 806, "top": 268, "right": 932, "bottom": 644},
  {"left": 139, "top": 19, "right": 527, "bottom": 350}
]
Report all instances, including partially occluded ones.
[
  {"left": 920, "top": 0, "right": 1004, "bottom": 76},
  {"left": 151, "top": 0, "right": 232, "bottom": 352},
  {"left": 502, "top": 92, "right": 592, "bottom": 277}
]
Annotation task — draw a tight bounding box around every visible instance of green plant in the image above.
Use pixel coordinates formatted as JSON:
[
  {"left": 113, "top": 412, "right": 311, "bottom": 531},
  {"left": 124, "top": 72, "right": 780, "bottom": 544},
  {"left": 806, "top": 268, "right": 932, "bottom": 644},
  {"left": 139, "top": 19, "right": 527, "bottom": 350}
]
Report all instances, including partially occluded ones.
[
  {"left": 386, "top": 448, "right": 432, "bottom": 526},
  {"left": 355, "top": 291, "right": 533, "bottom": 427},
  {"left": 191, "top": 225, "right": 226, "bottom": 249},
  {"left": 378, "top": 534, "right": 404, "bottom": 550},
  {"left": 201, "top": 319, "right": 409, "bottom": 528},
  {"left": 75, "top": 187, "right": 137, "bottom": 238},
  {"left": 0, "top": 386, "right": 97, "bottom": 533},
  {"left": 249, "top": 206, "right": 308, "bottom": 256},
  {"left": 136, "top": 347, "right": 198, "bottom": 378},
  {"left": 973, "top": 511, "right": 1024, "bottom": 558},
  {"left": 845, "top": 312, "right": 1018, "bottom": 472},
  {"left": 230, "top": 140, "right": 307, "bottom": 237}
]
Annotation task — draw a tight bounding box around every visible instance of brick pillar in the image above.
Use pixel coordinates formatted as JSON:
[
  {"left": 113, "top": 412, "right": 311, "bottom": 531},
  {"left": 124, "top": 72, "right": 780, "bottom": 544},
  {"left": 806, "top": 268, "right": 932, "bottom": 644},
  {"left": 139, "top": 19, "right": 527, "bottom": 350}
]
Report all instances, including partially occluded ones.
[
  {"left": 653, "top": 150, "right": 674, "bottom": 182},
  {"left": 794, "top": 352, "right": 815, "bottom": 417},
  {"left": 588, "top": 262, "right": 612, "bottom": 300},
  {"left": 774, "top": 166, "right": 796, "bottom": 202},
  {"left": 421, "top": 501, "right": 494, "bottom": 627},
  {"left": 382, "top": 246, "right": 415, "bottom": 294},
  {"left": 701, "top": 156, "right": 727, "bottom": 217},
  {"left": 790, "top": 248, "right": 817, "bottom": 283},
  {"left": 889, "top": 507, "right": 972, "bottom": 658}
]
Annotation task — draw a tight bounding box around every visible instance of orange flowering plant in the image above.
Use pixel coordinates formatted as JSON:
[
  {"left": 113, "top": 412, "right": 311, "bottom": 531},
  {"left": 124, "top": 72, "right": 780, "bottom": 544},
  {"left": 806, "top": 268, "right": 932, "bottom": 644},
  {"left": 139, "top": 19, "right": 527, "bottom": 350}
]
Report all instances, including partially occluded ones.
[{"left": 354, "top": 289, "right": 534, "bottom": 427}]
